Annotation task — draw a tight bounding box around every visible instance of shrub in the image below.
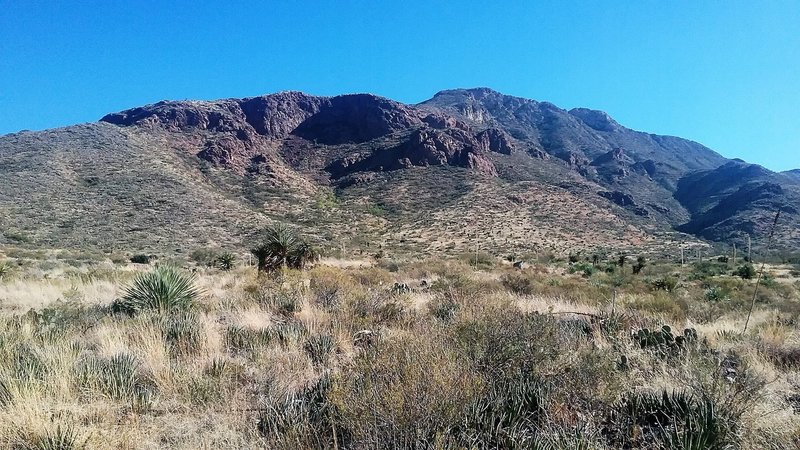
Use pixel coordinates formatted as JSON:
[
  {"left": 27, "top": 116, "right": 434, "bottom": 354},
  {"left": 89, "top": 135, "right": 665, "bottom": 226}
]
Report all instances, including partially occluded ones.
[
  {"left": 113, "top": 265, "right": 200, "bottom": 314},
  {"left": 455, "top": 311, "right": 561, "bottom": 379},
  {"left": 190, "top": 247, "right": 219, "bottom": 267},
  {"left": 129, "top": 254, "right": 151, "bottom": 264},
  {"left": 704, "top": 286, "right": 729, "bottom": 303},
  {"left": 651, "top": 276, "right": 678, "bottom": 292},
  {"left": 735, "top": 264, "right": 756, "bottom": 280},
  {"left": 568, "top": 262, "right": 595, "bottom": 277},
  {"left": 330, "top": 335, "right": 480, "bottom": 448},
  {"left": 501, "top": 272, "right": 535, "bottom": 295},
  {"left": 690, "top": 261, "right": 729, "bottom": 280},
  {"left": 632, "top": 256, "right": 647, "bottom": 274}
]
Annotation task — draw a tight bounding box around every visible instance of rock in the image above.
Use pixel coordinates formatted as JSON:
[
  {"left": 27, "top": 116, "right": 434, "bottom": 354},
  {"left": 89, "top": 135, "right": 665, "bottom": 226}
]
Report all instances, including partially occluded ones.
[{"left": 475, "top": 128, "right": 515, "bottom": 154}]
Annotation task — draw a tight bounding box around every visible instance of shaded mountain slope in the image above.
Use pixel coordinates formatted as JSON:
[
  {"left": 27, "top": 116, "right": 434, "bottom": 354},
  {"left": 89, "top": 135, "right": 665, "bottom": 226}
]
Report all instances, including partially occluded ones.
[{"left": 675, "top": 161, "right": 800, "bottom": 247}]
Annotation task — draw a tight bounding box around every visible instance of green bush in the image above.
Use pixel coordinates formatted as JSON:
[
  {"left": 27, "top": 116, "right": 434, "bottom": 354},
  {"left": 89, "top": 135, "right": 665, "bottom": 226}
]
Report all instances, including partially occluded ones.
[
  {"left": 690, "top": 261, "right": 729, "bottom": 280},
  {"left": 568, "top": 262, "right": 595, "bottom": 277},
  {"left": 113, "top": 265, "right": 200, "bottom": 314},
  {"left": 129, "top": 254, "right": 150, "bottom": 264},
  {"left": 704, "top": 286, "right": 729, "bottom": 303},
  {"left": 651, "top": 276, "right": 678, "bottom": 292},
  {"left": 735, "top": 264, "right": 756, "bottom": 280},
  {"left": 190, "top": 248, "right": 219, "bottom": 267}
]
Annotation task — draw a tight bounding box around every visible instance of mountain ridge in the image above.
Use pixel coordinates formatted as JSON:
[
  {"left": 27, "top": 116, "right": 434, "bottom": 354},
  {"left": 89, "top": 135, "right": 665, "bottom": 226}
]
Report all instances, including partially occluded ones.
[{"left": 1, "top": 88, "right": 797, "bottom": 256}]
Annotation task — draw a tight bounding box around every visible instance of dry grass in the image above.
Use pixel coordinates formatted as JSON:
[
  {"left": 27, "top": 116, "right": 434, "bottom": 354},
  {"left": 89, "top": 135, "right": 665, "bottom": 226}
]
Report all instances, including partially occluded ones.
[{"left": 0, "top": 255, "right": 798, "bottom": 449}]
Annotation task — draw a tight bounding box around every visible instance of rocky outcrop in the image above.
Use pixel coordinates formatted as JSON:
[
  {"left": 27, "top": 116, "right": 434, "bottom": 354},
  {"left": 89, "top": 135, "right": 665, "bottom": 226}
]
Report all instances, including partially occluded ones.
[
  {"left": 292, "top": 94, "right": 424, "bottom": 144},
  {"left": 598, "top": 191, "right": 649, "bottom": 216},
  {"left": 475, "top": 128, "right": 515, "bottom": 154},
  {"left": 327, "top": 128, "right": 497, "bottom": 177}
]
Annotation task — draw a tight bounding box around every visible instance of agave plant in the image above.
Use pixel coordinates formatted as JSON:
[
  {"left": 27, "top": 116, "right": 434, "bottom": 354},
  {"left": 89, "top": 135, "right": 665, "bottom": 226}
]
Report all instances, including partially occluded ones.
[
  {"left": 113, "top": 265, "right": 200, "bottom": 314},
  {"left": 251, "top": 223, "right": 318, "bottom": 272}
]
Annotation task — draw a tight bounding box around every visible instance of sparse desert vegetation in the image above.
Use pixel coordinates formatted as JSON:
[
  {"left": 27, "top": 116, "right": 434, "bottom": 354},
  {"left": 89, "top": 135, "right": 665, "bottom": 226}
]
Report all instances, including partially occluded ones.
[{"left": 1, "top": 244, "right": 799, "bottom": 449}]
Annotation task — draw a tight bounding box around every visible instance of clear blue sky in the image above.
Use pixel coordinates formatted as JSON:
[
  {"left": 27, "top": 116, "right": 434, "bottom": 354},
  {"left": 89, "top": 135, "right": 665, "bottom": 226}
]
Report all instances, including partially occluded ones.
[{"left": 1, "top": 1, "right": 798, "bottom": 171}]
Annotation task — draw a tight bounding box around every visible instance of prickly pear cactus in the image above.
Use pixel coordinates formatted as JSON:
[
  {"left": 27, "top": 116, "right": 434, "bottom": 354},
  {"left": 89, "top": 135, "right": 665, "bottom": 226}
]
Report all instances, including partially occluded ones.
[{"left": 634, "top": 325, "right": 698, "bottom": 356}]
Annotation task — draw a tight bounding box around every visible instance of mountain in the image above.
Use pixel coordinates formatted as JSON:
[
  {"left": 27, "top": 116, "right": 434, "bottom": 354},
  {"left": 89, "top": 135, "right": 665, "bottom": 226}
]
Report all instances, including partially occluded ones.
[
  {"left": 784, "top": 169, "right": 800, "bottom": 182},
  {"left": 1, "top": 88, "right": 797, "bottom": 257}
]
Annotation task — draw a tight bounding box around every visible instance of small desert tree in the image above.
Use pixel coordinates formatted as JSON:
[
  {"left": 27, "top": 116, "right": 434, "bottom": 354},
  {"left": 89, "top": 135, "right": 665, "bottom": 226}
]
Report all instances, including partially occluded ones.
[
  {"left": 251, "top": 223, "right": 318, "bottom": 273},
  {"left": 633, "top": 256, "right": 647, "bottom": 274}
]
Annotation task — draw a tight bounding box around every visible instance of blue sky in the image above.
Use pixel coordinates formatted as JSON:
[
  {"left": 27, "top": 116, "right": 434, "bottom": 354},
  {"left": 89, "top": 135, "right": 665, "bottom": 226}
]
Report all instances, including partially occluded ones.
[{"left": 1, "top": 1, "right": 798, "bottom": 171}]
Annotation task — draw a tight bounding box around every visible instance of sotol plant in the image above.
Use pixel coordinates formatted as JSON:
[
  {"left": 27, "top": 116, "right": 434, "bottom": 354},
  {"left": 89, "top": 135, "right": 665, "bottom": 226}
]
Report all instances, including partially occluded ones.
[
  {"left": 113, "top": 265, "right": 200, "bottom": 314},
  {"left": 251, "top": 223, "right": 318, "bottom": 273}
]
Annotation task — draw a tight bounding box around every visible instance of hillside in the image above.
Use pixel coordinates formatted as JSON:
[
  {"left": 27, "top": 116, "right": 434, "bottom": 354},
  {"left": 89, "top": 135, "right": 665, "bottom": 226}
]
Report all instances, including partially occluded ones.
[{"left": 1, "top": 88, "right": 797, "bottom": 257}]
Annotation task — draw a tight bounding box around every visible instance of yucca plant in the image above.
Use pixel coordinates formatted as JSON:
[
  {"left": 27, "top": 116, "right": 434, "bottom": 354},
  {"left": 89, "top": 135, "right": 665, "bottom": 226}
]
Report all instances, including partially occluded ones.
[
  {"left": 13, "top": 424, "right": 87, "bottom": 450},
  {"left": 113, "top": 265, "right": 200, "bottom": 314},
  {"left": 215, "top": 252, "right": 236, "bottom": 271},
  {"left": 251, "top": 224, "right": 318, "bottom": 272},
  {"left": 0, "top": 261, "right": 12, "bottom": 280}
]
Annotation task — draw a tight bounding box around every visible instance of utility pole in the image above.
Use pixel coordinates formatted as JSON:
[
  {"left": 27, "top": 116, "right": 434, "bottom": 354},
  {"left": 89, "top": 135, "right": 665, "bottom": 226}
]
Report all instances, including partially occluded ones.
[{"left": 732, "top": 243, "right": 737, "bottom": 266}]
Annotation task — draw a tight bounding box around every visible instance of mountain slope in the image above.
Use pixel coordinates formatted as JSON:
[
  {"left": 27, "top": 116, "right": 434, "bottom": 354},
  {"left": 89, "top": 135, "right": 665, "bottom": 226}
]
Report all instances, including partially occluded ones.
[{"left": 1, "top": 88, "right": 797, "bottom": 257}]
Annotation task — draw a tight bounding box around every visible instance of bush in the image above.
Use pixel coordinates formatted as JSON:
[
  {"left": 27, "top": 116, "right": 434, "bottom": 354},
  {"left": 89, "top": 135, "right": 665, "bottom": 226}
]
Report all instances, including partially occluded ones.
[
  {"left": 651, "top": 276, "right": 678, "bottom": 292},
  {"left": 690, "top": 261, "right": 729, "bottom": 280},
  {"left": 735, "top": 264, "right": 756, "bottom": 280},
  {"left": 500, "top": 272, "right": 535, "bottom": 295},
  {"left": 330, "top": 335, "right": 480, "bottom": 448},
  {"left": 129, "top": 254, "right": 150, "bottom": 264},
  {"left": 568, "top": 262, "right": 595, "bottom": 277},
  {"left": 113, "top": 265, "right": 200, "bottom": 314},
  {"left": 190, "top": 248, "right": 218, "bottom": 267},
  {"left": 632, "top": 256, "right": 647, "bottom": 274},
  {"left": 704, "top": 286, "right": 729, "bottom": 303}
]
